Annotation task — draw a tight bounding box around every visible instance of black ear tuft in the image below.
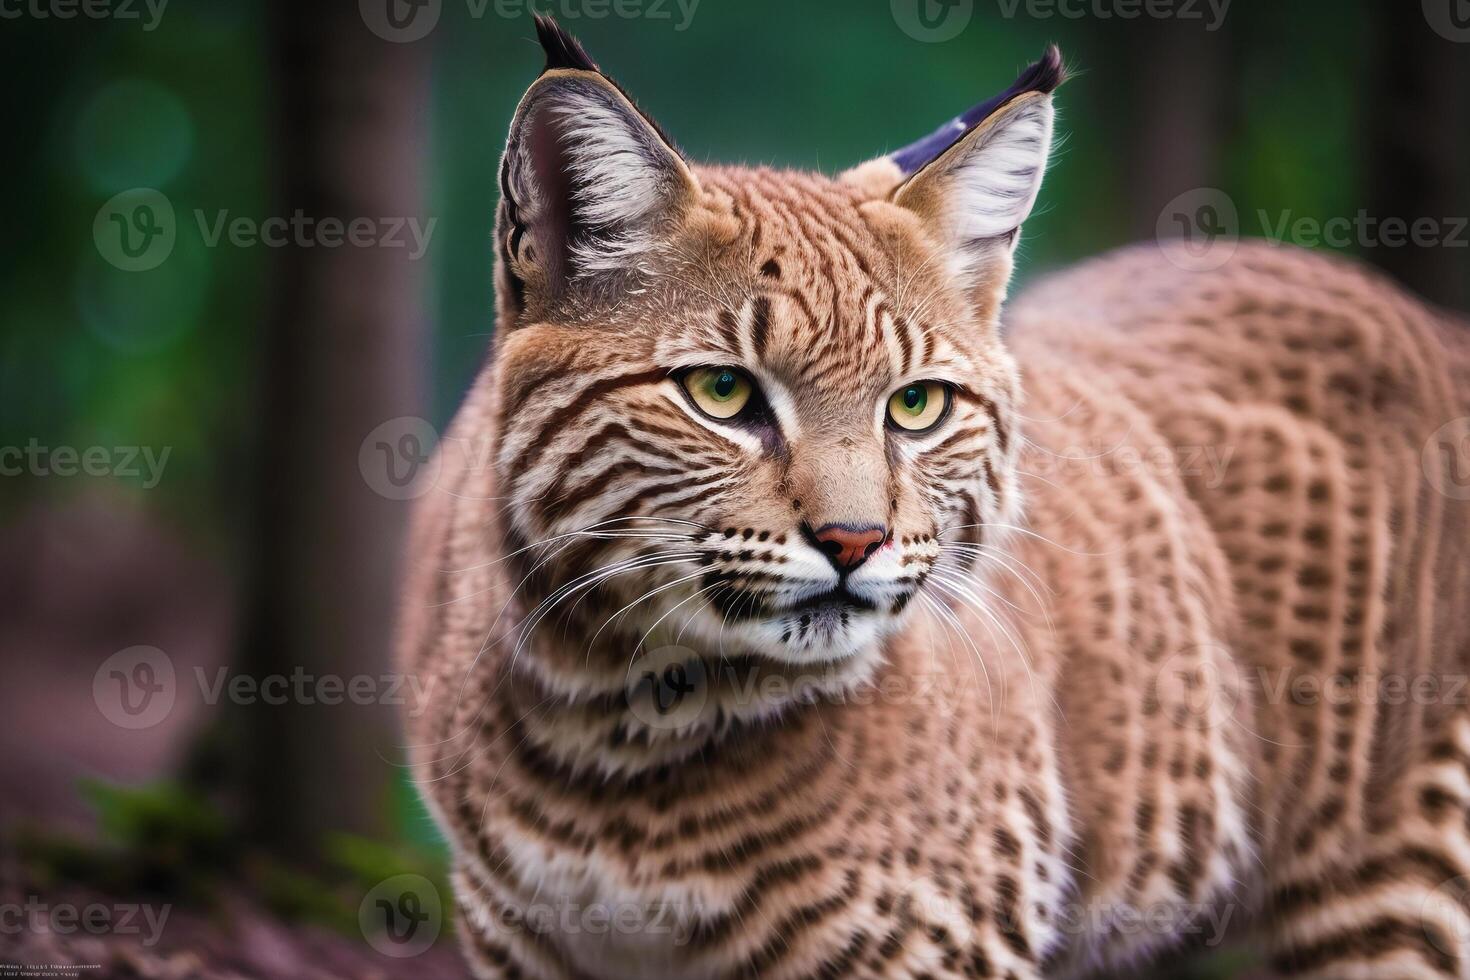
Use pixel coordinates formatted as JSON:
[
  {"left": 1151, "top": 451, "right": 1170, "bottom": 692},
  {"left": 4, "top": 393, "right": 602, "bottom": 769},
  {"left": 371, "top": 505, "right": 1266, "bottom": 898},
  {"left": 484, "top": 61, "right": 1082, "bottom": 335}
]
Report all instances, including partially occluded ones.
[
  {"left": 534, "top": 13, "right": 599, "bottom": 74},
  {"left": 1019, "top": 44, "right": 1066, "bottom": 98},
  {"left": 891, "top": 45, "right": 1067, "bottom": 177}
]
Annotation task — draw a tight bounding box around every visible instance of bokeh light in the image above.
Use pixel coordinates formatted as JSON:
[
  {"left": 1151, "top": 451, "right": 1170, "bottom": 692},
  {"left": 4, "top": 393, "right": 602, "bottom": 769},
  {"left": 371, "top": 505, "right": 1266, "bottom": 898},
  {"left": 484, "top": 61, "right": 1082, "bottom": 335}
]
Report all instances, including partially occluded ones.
[{"left": 72, "top": 79, "right": 195, "bottom": 194}]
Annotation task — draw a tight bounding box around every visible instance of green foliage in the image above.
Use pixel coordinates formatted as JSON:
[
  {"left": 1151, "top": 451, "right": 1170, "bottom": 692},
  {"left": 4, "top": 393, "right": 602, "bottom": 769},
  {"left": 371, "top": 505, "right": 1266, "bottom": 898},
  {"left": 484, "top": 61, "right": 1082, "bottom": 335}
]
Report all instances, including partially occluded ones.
[
  {"left": 18, "top": 780, "right": 232, "bottom": 903},
  {"left": 83, "top": 779, "right": 231, "bottom": 852},
  {"left": 389, "top": 767, "right": 451, "bottom": 863},
  {"left": 16, "top": 778, "right": 449, "bottom": 938}
]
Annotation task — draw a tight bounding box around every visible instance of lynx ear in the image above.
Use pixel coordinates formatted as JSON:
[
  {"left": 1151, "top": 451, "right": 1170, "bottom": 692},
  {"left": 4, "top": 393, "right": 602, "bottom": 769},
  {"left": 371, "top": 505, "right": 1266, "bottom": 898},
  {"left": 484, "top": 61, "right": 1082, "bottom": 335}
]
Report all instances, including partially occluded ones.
[
  {"left": 497, "top": 15, "right": 697, "bottom": 310},
  {"left": 845, "top": 47, "right": 1063, "bottom": 295}
]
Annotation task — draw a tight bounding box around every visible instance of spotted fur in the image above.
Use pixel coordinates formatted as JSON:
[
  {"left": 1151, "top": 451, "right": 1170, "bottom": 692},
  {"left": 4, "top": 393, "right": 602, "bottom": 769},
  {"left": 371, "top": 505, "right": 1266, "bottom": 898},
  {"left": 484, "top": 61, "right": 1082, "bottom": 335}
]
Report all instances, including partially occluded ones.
[{"left": 399, "top": 18, "right": 1470, "bottom": 979}]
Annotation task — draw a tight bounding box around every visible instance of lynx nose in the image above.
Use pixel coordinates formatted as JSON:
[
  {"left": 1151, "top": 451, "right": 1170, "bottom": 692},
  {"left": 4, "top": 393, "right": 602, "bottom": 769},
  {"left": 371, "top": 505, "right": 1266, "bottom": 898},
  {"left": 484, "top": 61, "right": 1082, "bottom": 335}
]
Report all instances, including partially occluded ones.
[{"left": 811, "top": 523, "right": 886, "bottom": 572}]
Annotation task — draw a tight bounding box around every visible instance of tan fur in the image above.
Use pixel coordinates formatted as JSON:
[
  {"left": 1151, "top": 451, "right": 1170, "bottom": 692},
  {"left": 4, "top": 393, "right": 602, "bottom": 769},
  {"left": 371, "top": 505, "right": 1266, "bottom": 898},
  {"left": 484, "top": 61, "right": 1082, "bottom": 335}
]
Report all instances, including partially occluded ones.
[{"left": 399, "top": 45, "right": 1470, "bottom": 980}]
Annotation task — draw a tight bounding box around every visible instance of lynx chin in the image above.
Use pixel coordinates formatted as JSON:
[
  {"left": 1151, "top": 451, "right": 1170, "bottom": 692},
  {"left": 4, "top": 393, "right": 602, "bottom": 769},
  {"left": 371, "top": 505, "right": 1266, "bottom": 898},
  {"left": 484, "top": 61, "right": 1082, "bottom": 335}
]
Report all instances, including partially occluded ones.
[{"left": 398, "top": 15, "right": 1470, "bottom": 978}]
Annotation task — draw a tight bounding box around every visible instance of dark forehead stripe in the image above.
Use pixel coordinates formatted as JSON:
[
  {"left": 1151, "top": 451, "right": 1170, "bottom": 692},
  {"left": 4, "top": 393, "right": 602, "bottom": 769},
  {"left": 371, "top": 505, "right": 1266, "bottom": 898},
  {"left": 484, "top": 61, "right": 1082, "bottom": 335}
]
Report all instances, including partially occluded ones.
[
  {"left": 750, "top": 296, "right": 773, "bottom": 359},
  {"left": 886, "top": 302, "right": 913, "bottom": 374},
  {"left": 706, "top": 170, "right": 897, "bottom": 381},
  {"left": 761, "top": 202, "right": 876, "bottom": 378},
  {"left": 858, "top": 285, "right": 880, "bottom": 350},
  {"left": 717, "top": 307, "right": 740, "bottom": 339}
]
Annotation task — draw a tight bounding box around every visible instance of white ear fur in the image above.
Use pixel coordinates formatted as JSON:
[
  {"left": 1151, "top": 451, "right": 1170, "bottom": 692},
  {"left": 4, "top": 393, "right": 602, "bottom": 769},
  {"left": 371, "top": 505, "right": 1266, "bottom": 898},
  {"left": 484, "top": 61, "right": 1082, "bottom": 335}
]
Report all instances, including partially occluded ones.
[
  {"left": 943, "top": 97, "right": 1053, "bottom": 245},
  {"left": 894, "top": 92, "right": 1055, "bottom": 285},
  {"left": 546, "top": 87, "right": 676, "bottom": 270},
  {"left": 504, "top": 73, "right": 695, "bottom": 285}
]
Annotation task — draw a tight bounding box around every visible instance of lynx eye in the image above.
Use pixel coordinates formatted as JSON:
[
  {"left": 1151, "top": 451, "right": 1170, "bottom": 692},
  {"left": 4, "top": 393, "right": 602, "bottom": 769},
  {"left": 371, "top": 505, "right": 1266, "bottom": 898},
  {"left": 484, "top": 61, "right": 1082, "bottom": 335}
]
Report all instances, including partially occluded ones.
[
  {"left": 886, "top": 381, "right": 950, "bottom": 433},
  {"left": 682, "top": 367, "right": 754, "bottom": 420}
]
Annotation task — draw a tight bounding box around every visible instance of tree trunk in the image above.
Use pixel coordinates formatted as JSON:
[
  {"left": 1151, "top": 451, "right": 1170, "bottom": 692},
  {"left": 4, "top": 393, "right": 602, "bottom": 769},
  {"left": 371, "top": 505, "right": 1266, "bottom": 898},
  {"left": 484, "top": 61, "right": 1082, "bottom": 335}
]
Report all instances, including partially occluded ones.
[
  {"left": 230, "top": 0, "right": 432, "bottom": 862},
  {"left": 1121, "top": 17, "right": 1231, "bottom": 242},
  {"left": 1363, "top": 0, "right": 1469, "bottom": 312}
]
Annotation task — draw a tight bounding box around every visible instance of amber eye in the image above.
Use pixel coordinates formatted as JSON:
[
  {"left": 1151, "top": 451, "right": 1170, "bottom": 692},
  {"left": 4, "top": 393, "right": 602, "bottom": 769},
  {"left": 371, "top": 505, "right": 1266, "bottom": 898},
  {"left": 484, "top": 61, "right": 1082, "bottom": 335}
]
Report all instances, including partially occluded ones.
[
  {"left": 886, "top": 381, "right": 950, "bottom": 432},
  {"left": 682, "top": 367, "right": 754, "bottom": 420}
]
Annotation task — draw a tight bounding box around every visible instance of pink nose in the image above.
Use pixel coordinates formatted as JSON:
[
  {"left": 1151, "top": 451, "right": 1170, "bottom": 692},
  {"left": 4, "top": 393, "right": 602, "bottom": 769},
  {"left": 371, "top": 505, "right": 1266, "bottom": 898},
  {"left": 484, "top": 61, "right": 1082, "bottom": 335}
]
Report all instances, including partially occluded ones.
[{"left": 812, "top": 524, "right": 886, "bottom": 572}]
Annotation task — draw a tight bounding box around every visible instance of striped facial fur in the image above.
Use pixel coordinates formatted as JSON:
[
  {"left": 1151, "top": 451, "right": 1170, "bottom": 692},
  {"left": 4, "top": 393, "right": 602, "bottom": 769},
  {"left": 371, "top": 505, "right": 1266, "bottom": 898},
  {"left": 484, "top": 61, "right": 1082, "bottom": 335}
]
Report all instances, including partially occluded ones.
[
  {"left": 485, "top": 19, "right": 1053, "bottom": 747},
  {"left": 401, "top": 15, "right": 1470, "bottom": 980},
  {"left": 495, "top": 173, "right": 1023, "bottom": 687}
]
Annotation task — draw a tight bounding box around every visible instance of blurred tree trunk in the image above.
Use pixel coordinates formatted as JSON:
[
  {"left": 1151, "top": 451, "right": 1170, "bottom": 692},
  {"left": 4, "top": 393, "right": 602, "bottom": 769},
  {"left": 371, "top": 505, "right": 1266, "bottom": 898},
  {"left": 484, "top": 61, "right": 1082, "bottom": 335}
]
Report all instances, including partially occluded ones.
[
  {"left": 229, "top": 0, "right": 432, "bottom": 863},
  {"left": 1120, "top": 18, "right": 1231, "bottom": 241},
  {"left": 1363, "top": 1, "right": 1469, "bottom": 312}
]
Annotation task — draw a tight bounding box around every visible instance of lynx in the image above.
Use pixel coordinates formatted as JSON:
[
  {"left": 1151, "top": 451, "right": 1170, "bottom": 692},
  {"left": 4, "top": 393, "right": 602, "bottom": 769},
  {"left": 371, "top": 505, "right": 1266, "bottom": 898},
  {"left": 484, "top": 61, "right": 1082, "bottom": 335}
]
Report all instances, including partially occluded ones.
[{"left": 399, "top": 15, "right": 1470, "bottom": 978}]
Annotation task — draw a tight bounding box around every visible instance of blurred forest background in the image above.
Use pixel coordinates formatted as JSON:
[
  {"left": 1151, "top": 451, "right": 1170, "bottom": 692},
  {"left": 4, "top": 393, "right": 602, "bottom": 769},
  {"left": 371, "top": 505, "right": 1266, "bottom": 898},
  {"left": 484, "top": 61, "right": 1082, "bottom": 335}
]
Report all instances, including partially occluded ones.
[{"left": 0, "top": 0, "right": 1465, "bottom": 976}]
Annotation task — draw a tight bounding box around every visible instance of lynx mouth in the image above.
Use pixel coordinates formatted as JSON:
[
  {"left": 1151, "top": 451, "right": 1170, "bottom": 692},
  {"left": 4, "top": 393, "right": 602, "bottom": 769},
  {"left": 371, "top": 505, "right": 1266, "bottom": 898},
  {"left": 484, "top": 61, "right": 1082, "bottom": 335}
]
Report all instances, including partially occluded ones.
[
  {"left": 706, "top": 582, "right": 877, "bottom": 623},
  {"left": 782, "top": 586, "right": 877, "bottom": 615}
]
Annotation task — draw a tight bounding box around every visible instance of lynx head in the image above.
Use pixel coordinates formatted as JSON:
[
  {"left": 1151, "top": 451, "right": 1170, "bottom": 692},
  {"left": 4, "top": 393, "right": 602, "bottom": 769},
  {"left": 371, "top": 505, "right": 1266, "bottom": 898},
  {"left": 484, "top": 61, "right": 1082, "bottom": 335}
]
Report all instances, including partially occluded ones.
[{"left": 488, "top": 16, "right": 1061, "bottom": 713}]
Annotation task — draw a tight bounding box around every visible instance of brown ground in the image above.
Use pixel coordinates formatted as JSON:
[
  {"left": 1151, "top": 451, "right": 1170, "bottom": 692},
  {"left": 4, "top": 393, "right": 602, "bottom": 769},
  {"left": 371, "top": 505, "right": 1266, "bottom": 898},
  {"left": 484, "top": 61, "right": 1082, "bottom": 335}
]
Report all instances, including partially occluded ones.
[{"left": 0, "top": 493, "right": 465, "bottom": 978}]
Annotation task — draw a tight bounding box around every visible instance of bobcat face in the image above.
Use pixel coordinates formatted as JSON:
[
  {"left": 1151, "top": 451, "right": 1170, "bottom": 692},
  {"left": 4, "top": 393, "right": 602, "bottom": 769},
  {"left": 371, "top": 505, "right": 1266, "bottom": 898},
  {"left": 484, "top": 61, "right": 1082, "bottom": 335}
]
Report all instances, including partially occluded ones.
[{"left": 488, "top": 15, "right": 1058, "bottom": 695}]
